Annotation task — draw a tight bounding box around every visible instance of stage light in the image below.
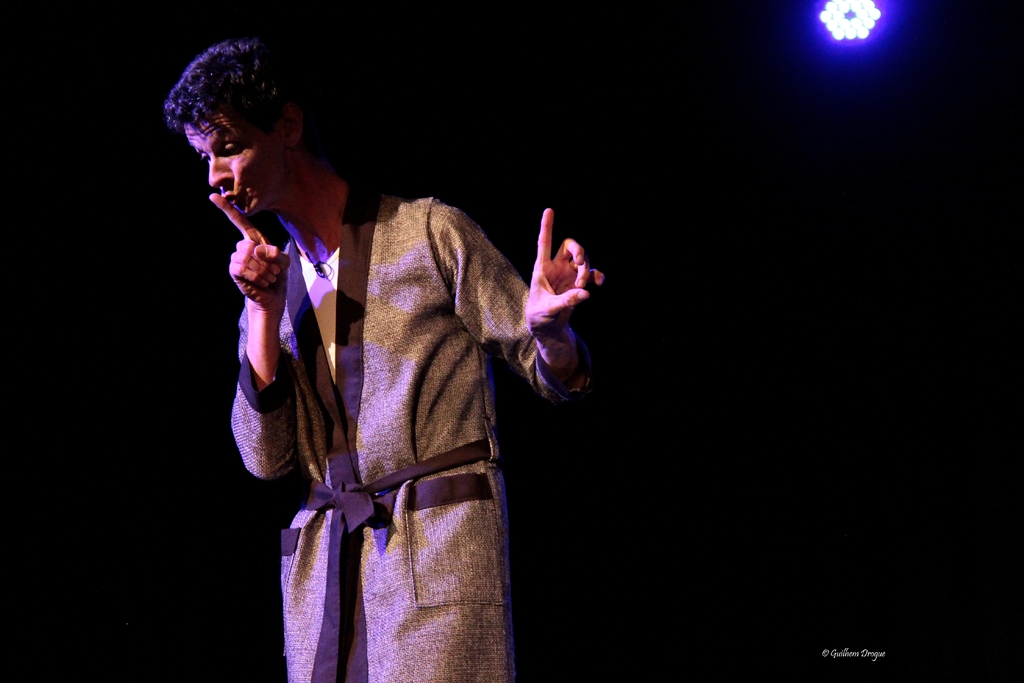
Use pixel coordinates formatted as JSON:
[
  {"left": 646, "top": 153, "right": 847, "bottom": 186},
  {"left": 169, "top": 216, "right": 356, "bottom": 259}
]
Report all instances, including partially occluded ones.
[{"left": 820, "top": 0, "right": 882, "bottom": 40}]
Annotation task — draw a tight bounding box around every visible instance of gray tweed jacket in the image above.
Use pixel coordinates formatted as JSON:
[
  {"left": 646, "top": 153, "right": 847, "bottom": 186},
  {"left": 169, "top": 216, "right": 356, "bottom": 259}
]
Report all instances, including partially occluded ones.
[{"left": 231, "top": 196, "right": 588, "bottom": 682}]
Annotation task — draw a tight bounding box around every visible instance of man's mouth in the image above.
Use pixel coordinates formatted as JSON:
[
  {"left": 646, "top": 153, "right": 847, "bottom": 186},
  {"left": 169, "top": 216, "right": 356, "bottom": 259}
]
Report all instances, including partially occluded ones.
[{"left": 222, "top": 191, "right": 247, "bottom": 214}]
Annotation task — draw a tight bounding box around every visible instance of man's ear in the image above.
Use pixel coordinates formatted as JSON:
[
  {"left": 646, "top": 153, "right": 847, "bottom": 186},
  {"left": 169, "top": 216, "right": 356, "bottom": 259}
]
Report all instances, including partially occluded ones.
[{"left": 279, "top": 102, "right": 304, "bottom": 148}]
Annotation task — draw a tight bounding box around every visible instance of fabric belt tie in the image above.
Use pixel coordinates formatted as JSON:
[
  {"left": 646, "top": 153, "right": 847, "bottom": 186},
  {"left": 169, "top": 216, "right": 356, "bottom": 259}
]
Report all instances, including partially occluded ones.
[
  {"left": 308, "top": 481, "right": 397, "bottom": 531},
  {"left": 306, "top": 439, "right": 493, "bottom": 683}
]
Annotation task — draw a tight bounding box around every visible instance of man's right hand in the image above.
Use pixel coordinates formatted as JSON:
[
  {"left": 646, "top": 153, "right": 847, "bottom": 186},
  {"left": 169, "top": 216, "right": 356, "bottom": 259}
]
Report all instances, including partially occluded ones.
[
  {"left": 211, "top": 193, "right": 289, "bottom": 390},
  {"left": 211, "top": 193, "right": 290, "bottom": 315}
]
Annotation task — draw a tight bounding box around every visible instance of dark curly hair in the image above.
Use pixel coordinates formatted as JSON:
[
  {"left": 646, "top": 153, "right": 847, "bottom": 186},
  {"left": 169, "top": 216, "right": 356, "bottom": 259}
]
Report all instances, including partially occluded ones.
[{"left": 164, "top": 37, "right": 322, "bottom": 156}]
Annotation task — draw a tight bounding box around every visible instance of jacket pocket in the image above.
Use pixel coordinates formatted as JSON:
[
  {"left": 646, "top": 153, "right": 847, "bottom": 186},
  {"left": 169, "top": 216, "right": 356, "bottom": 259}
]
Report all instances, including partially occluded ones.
[
  {"left": 280, "top": 527, "right": 300, "bottom": 592},
  {"left": 279, "top": 527, "right": 301, "bottom": 656},
  {"left": 407, "top": 493, "right": 505, "bottom": 607}
]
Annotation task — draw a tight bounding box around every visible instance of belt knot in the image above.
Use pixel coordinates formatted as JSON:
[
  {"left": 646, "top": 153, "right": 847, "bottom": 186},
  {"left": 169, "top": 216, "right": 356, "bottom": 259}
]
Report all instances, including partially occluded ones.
[{"left": 310, "top": 481, "right": 398, "bottom": 531}]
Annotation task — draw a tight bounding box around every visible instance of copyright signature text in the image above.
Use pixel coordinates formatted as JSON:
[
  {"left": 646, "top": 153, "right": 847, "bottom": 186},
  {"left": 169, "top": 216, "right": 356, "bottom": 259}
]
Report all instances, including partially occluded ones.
[{"left": 823, "top": 648, "right": 886, "bottom": 661}]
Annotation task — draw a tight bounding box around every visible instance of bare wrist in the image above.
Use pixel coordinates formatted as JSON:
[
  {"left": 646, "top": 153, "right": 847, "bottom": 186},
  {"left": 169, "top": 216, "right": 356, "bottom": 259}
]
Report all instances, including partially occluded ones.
[{"left": 535, "top": 328, "right": 579, "bottom": 382}]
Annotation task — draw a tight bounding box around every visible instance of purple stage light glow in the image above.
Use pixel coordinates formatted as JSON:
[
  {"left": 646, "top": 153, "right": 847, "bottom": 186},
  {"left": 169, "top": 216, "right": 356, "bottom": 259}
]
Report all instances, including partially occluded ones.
[{"left": 820, "top": 0, "right": 882, "bottom": 40}]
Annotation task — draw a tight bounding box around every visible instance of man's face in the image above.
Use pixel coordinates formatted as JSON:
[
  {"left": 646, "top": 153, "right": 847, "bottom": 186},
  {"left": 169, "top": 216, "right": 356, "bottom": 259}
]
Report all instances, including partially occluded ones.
[{"left": 185, "top": 108, "right": 288, "bottom": 216}]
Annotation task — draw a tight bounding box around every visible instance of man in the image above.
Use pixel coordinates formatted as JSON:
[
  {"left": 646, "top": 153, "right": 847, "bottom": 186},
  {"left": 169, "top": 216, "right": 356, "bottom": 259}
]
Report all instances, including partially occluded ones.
[{"left": 165, "top": 37, "right": 603, "bottom": 683}]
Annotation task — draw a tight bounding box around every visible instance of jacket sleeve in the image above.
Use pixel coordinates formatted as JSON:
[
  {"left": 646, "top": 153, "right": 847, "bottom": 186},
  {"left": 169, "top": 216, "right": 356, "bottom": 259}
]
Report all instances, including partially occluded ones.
[
  {"left": 425, "top": 199, "right": 592, "bottom": 403},
  {"left": 230, "top": 306, "right": 299, "bottom": 480}
]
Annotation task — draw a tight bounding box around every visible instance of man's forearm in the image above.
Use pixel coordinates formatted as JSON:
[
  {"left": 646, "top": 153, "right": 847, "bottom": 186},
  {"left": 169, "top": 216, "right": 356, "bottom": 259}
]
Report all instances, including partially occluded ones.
[
  {"left": 246, "top": 303, "right": 284, "bottom": 390},
  {"left": 534, "top": 327, "right": 586, "bottom": 390}
]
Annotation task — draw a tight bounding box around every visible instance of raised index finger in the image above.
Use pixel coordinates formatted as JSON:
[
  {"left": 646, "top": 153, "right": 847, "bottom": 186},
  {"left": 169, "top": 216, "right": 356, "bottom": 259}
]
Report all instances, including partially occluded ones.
[
  {"left": 536, "top": 208, "right": 554, "bottom": 266},
  {"left": 210, "top": 193, "right": 268, "bottom": 245}
]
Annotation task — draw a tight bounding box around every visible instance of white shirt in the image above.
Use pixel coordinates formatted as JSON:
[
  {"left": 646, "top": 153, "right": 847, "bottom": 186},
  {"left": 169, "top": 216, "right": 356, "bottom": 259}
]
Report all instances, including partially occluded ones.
[{"left": 298, "top": 247, "right": 342, "bottom": 383}]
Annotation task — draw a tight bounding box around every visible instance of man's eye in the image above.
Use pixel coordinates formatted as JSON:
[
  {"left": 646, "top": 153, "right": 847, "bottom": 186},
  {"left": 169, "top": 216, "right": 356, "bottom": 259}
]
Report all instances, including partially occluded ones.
[{"left": 223, "top": 143, "right": 240, "bottom": 155}]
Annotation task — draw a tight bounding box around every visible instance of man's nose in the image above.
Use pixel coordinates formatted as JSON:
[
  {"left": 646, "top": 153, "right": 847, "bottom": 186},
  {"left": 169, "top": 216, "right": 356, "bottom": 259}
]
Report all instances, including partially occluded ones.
[{"left": 208, "top": 159, "right": 233, "bottom": 193}]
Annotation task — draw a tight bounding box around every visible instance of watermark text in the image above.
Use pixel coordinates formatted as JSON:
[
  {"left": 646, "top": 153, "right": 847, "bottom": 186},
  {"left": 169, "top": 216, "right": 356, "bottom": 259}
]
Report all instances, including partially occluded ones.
[{"left": 822, "top": 648, "right": 886, "bottom": 661}]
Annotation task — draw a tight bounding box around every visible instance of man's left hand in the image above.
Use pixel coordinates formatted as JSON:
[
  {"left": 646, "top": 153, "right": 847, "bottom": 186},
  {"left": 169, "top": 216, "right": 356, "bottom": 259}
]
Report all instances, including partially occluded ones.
[{"left": 525, "top": 208, "right": 604, "bottom": 384}]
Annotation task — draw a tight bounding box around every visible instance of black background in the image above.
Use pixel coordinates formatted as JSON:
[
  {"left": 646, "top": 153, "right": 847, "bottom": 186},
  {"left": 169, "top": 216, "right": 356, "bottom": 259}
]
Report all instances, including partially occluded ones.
[{"left": 9, "top": 2, "right": 1019, "bottom": 681}]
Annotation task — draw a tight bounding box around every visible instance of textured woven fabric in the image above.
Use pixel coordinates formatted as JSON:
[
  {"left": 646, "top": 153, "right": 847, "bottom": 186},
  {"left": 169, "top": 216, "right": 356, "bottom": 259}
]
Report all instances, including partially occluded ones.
[{"left": 231, "top": 197, "right": 586, "bottom": 682}]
